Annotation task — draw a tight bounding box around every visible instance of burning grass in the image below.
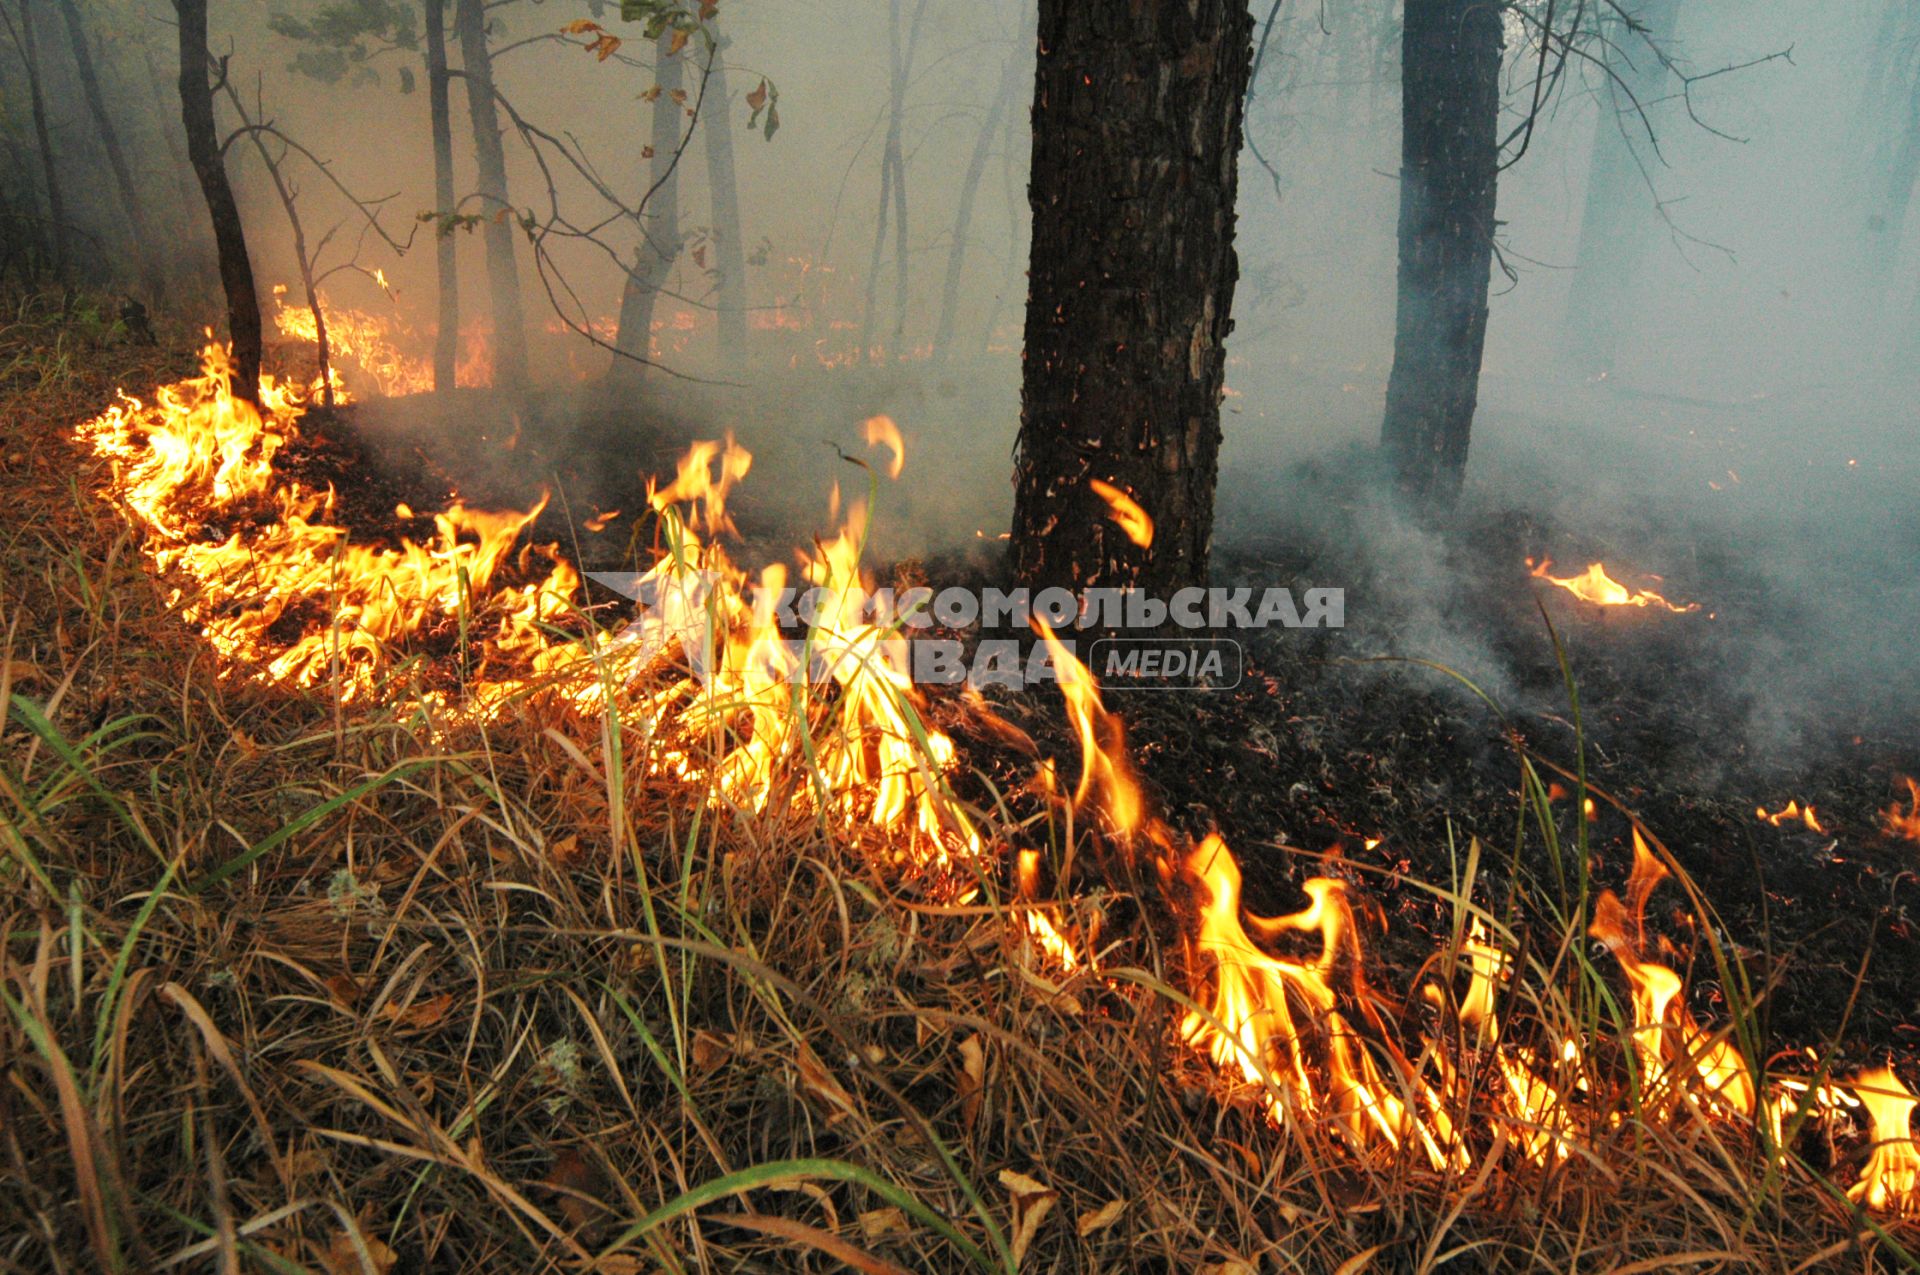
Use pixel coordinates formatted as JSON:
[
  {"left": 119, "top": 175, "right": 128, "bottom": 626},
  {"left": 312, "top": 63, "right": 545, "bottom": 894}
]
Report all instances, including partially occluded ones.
[{"left": 2, "top": 293, "right": 1917, "bottom": 1271}]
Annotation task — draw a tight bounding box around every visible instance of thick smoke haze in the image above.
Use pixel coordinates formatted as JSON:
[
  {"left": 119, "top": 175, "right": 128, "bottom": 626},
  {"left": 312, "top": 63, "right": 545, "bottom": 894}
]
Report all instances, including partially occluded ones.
[{"left": 12, "top": 0, "right": 1915, "bottom": 758}]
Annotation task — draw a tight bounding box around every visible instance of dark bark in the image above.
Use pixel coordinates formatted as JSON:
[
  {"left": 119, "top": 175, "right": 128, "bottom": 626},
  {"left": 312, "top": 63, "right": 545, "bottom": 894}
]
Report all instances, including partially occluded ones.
[
  {"left": 1008, "top": 0, "right": 1253, "bottom": 598},
  {"left": 932, "top": 12, "right": 1028, "bottom": 365},
  {"left": 609, "top": 31, "right": 685, "bottom": 388},
  {"left": 454, "top": 0, "right": 527, "bottom": 393},
  {"left": 55, "top": 0, "right": 163, "bottom": 300},
  {"left": 13, "top": 0, "right": 66, "bottom": 277},
  {"left": 1378, "top": 0, "right": 1502, "bottom": 508},
  {"left": 174, "top": 0, "right": 263, "bottom": 408},
  {"left": 425, "top": 0, "right": 460, "bottom": 391},
  {"left": 1559, "top": 0, "right": 1683, "bottom": 377},
  {"left": 703, "top": 36, "right": 747, "bottom": 368}
]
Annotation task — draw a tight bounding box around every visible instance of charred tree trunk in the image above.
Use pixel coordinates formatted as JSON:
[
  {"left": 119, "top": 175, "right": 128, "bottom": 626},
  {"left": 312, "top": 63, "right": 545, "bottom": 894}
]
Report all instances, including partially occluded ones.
[
  {"left": 610, "top": 32, "right": 685, "bottom": 389},
  {"left": 174, "top": 0, "right": 262, "bottom": 408},
  {"left": 55, "top": 0, "right": 163, "bottom": 300},
  {"left": 12, "top": 0, "right": 67, "bottom": 278},
  {"left": 703, "top": 36, "right": 748, "bottom": 368},
  {"left": 425, "top": 0, "right": 460, "bottom": 391},
  {"left": 1559, "top": 0, "right": 1682, "bottom": 378},
  {"left": 932, "top": 10, "right": 1028, "bottom": 366},
  {"left": 454, "top": 0, "right": 527, "bottom": 393},
  {"left": 1378, "top": 0, "right": 1502, "bottom": 509},
  {"left": 1008, "top": 0, "right": 1253, "bottom": 597}
]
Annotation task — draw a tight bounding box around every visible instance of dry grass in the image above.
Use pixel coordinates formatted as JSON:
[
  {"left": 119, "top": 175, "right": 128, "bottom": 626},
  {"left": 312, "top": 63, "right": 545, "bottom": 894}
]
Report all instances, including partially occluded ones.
[{"left": 0, "top": 288, "right": 1914, "bottom": 1273}]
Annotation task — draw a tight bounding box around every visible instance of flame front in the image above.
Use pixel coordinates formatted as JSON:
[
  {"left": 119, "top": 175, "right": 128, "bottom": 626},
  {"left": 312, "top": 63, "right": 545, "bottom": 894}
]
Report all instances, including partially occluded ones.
[
  {"left": 1756, "top": 799, "right": 1827, "bottom": 832},
  {"left": 1848, "top": 1067, "right": 1920, "bottom": 1216}
]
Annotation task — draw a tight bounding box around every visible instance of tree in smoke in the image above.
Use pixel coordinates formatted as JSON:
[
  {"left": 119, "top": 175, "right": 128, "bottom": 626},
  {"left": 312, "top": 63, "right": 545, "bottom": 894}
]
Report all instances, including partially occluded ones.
[
  {"left": 3, "top": 0, "right": 67, "bottom": 279},
  {"left": 608, "top": 28, "right": 692, "bottom": 389},
  {"left": 1559, "top": 0, "right": 1684, "bottom": 378},
  {"left": 1009, "top": 1, "right": 1254, "bottom": 597},
  {"left": 1377, "top": 0, "right": 1503, "bottom": 509},
  {"left": 454, "top": 0, "right": 529, "bottom": 393},
  {"left": 174, "top": 0, "right": 264, "bottom": 408},
  {"left": 54, "top": 0, "right": 165, "bottom": 301},
  {"left": 424, "top": 0, "right": 460, "bottom": 391}
]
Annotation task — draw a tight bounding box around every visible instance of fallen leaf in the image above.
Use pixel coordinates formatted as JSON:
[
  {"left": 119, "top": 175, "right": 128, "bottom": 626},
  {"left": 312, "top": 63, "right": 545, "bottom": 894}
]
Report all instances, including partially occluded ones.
[
  {"left": 956, "top": 1033, "right": 985, "bottom": 1133},
  {"left": 1076, "top": 1198, "right": 1125, "bottom": 1237},
  {"left": 382, "top": 991, "right": 453, "bottom": 1030},
  {"left": 1334, "top": 1247, "right": 1382, "bottom": 1275},
  {"left": 541, "top": 1148, "right": 604, "bottom": 1232},
  {"left": 324, "top": 973, "right": 361, "bottom": 1008},
  {"left": 998, "top": 1169, "right": 1057, "bottom": 1268},
  {"left": 321, "top": 1224, "right": 396, "bottom": 1275},
  {"left": 858, "top": 1206, "right": 909, "bottom": 1240}
]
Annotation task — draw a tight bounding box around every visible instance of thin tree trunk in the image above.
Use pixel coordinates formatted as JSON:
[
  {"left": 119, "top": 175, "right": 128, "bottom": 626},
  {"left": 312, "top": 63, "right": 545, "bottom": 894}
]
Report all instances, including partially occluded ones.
[
  {"left": 454, "top": 0, "right": 527, "bottom": 393},
  {"left": 1009, "top": 0, "right": 1254, "bottom": 598},
  {"left": 425, "top": 0, "right": 459, "bottom": 391},
  {"left": 610, "top": 31, "right": 685, "bottom": 389},
  {"left": 1378, "top": 0, "right": 1502, "bottom": 509},
  {"left": 857, "top": 0, "right": 924, "bottom": 362},
  {"left": 13, "top": 0, "right": 66, "bottom": 278},
  {"left": 703, "top": 35, "right": 747, "bottom": 368},
  {"left": 174, "top": 0, "right": 263, "bottom": 408},
  {"left": 933, "top": 12, "right": 1027, "bottom": 366},
  {"left": 1860, "top": 60, "right": 1920, "bottom": 328},
  {"left": 225, "top": 81, "right": 332, "bottom": 406},
  {"left": 55, "top": 0, "right": 162, "bottom": 300},
  {"left": 1559, "top": 0, "right": 1682, "bottom": 377}
]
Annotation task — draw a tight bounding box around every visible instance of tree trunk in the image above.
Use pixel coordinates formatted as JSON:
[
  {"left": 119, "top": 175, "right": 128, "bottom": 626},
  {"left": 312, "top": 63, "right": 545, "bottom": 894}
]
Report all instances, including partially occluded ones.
[
  {"left": 425, "top": 0, "right": 460, "bottom": 391},
  {"left": 610, "top": 31, "right": 685, "bottom": 388},
  {"left": 1559, "top": 0, "right": 1682, "bottom": 378},
  {"left": 174, "top": 0, "right": 263, "bottom": 408},
  {"left": 14, "top": 0, "right": 67, "bottom": 278},
  {"left": 1008, "top": 0, "right": 1253, "bottom": 598},
  {"left": 932, "top": 9, "right": 1028, "bottom": 366},
  {"left": 55, "top": 0, "right": 162, "bottom": 300},
  {"left": 857, "top": 0, "right": 924, "bottom": 362},
  {"left": 453, "top": 0, "right": 527, "bottom": 393},
  {"left": 224, "top": 81, "right": 332, "bottom": 406},
  {"left": 703, "top": 36, "right": 748, "bottom": 368},
  {"left": 1378, "top": 0, "right": 1502, "bottom": 509}
]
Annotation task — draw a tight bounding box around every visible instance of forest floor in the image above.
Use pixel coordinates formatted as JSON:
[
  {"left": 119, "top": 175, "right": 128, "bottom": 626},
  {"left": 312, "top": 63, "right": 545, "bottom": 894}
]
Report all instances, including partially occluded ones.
[{"left": 2, "top": 289, "right": 1917, "bottom": 1273}]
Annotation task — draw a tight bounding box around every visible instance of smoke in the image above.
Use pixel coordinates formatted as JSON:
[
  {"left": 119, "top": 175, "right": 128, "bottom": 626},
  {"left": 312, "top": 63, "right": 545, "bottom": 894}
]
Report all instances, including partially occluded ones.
[{"left": 13, "top": 0, "right": 1916, "bottom": 768}]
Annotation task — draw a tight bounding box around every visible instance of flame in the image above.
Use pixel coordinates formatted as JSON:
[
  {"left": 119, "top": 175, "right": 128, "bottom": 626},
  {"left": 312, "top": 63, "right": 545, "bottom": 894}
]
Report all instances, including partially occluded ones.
[
  {"left": 1846, "top": 1068, "right": 1920, "bottom": 1216},
  {"left": 1031, "top": 618, "right": 1144, "bottom": 841},
  {"left": 272, "top": 295, "right": 491, "bottom": 395},
  {"left": 1016, "top": 849, "right": 1080, "bottom": 970},
  {"left": 863, "top": 415, "right": 905, "bottom": 479},
  {"left": 1756, "top": 799, "right": 1827, "bottom": 833},
  {"left": 1589, "top": 831, "right": 1755, "bottom": 1118},
  {"left": 1883, "top": 776, "right": 1920, "bottom": 844},
  {"left": 1529, "top": 558, "right": 1698, "bottom": 613},
  {"left": 79, "top": 339, "right": 1920, "bottom": 1220},
  {"left": 1088, "top": 479, "right": 1153, "bottom": 549}
]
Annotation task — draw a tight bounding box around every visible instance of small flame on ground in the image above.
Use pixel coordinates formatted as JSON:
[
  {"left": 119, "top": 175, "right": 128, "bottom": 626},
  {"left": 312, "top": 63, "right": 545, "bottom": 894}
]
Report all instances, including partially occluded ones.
[
  {"left": 1756, "top": 799, "right": 1827, "bottom": 833},
  {"left": 1529, "top": 558, "right": 1699, "bottom": 613},
  {"left": 1883, "top": 776, "right": 1920, "bottom": 845}
]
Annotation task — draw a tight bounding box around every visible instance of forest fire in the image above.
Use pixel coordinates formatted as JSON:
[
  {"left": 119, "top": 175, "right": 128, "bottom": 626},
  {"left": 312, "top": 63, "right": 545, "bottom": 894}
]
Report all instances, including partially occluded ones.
[
  {"left": 271, "top": 296, "right": 490, "bottom": 395},
  {"left": 1528, "top": 557, "right": 1700, "bottom": 612},
  {"left": 73, "top": 348, "right": 1920, "bottom": 1230}
]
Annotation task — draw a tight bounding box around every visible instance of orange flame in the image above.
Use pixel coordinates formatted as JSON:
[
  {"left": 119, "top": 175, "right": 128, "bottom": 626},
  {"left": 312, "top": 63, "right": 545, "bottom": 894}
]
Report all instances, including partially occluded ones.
[
  {"left": 1883, "top": 776, "right": 1920, "bottom": 844},
  {"left": 1088, "top": 479, "right": 1153, "bottom": 549},
  {"left": 1846, "top": 1067, "right": 1920, "bottom": 1216},
  {"left": 1529, "top": 558, "right": 1698, "bottom": 613},
  {"left": 1756, "top": 799, "right": 1827, "bottom": 833}
]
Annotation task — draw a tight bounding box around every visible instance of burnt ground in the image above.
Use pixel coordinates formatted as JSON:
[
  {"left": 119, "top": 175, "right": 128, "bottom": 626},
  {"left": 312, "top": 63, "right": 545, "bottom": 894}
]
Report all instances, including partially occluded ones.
[{"left": 270, "top": 388, "right": 1920, "bottom": 1070}]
